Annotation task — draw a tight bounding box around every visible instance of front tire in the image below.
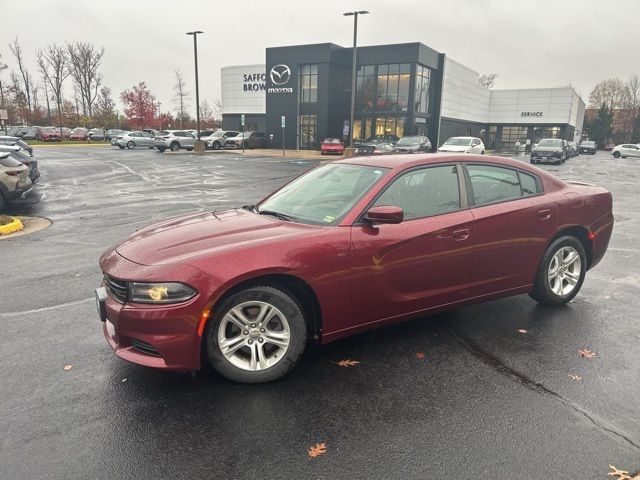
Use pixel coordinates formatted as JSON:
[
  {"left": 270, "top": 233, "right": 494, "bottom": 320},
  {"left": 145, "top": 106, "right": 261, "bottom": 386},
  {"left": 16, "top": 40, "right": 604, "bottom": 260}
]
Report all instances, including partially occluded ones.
[
  {"left": 530, "top": 236, "right": 586, "bottom": 306},
  {"left": 212, "top": 141, "right": 221, "bottom": 150},
  {"left": 127, "top": 141, "right": 135, "bottom": 149},
  {"left": 170, "top": 142, "right": 180, "bottom": 152},
  {"left": 205, "top": 285, "right": 307, "bottom": 383},
  {"left": 613, "top": 151, "right": 621, "bottom": 158}
]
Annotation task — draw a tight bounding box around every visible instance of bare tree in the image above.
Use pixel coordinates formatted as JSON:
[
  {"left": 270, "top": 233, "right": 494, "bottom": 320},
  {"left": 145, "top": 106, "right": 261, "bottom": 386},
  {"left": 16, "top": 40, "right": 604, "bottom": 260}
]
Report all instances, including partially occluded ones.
[
  {"left": 624, "top": 75, "right": 640, "bottom": 113},
  {"left": 588, "top": 78, "right": 626, "bottom": 109},
  {"left": 37, "top": 44, "right": 70, "bottom": 134},
  {"left": 173, "top": 69, "right": 190, "bottom": 128},
  {"left": 479, "top": 73, "right": 498, "bottom": 89},
  {"left": 67, "top": 42, "right": 104, "bottom": 117},
  {"left": 8, "top": 37, "right": 33, "bottom": 116},
  {"left": 42, "top": 80, "right": 52, "bottom": 123},
  {"left": 212, "top": 98, "right": 223, "bottom": 121}
]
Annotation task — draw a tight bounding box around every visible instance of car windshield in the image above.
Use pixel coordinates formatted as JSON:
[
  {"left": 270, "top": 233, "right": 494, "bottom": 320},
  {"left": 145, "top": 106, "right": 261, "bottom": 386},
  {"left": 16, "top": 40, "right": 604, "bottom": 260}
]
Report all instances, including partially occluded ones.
[
  {"left": 444, "top": 137, "right": 471, "bottom": 146},
  {"left": 259, "top": 164, "right": 388, "bottom": 226},
  {"left": 582, "top": 141, "right": 595, "bottom": 146},
  {"left": 538, "top": 139, "right": 562, "bottom": 147},
  {"left": 323, "top": 138, "right": 341, "bottom": 144},
  {"left": 396, "top": 137, "right": 420, "bottom": 146}
]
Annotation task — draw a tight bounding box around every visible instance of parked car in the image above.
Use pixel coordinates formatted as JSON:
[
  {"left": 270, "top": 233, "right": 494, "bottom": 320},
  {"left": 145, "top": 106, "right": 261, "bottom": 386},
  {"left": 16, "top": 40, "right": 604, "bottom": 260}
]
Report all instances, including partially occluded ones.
[
  {"left": 611, "top": 143, "right": 640, "bottom": 158},
  {"left": 61, "top": 127, "right": 71, "bottom": 140},
  {"left": 96, "top": 154, "right": 614, "bottom": 383},
  {"left": 110, "top": 132, "right": 129, "bottom": 147},
  {"left": 105, "top": 129, "right": 126, "bottom": 141},
  {"left": 202, "top": 130, "right": 240, "bottom": 150},
  {"left": 142, "top": 129, "right": 158, "bottom": 137},
  {"left": 88, "top": 129, "right": 106, "bottom": 141},
  {"left": 0, "top": 145, "right": 39, "bottom": 184},
  {"left": 320, "top": 138, "right": 345, "bottom": 155},
  {"left": 116, "top": 131, "right": 156, "bottom": 149},
  {"left": 224, "top": 131, "right": 267, "bottom": 149},
  {"left": 438, "top": 136, "right": 485, "bottom": 154},
  {"left": 22, "top": 127, "right": 41, "bottom": 141},
  {"left": 603, "top": 143, "right": 615, "bottom": 151},
  {"left": 0, "top": 151, "right": 32, "bottom": 211},
  {"left": 354, "top": 142, "right": 395, "bottom": 156},
  {"left": 189, "top": 129, "right": 216, "bottom": 139},
  {"left": 69, "top": 128, "right": 89, "bottom": 141},
  {"left": 356, "top": 134, "right": 400, "bottom": 146},
  {"left": 393, "top": 135, "right": 432, "bottom": 154},
  {"left": 567, "top": 141, "right": 579, "bottom": 157},
  {"left": 0, "top": 136, "right": 33, "bottom": 156},
  {"left": 41, "top": 127, "right": 62, "bottom": 142},
  {"left": 579, "top": 140, "right": 597, "bottom": 155},
  {"left": 530, "top": 138, "right": 568, "bottom": 165},
  {"left": 154, "top": 130, "right": 196, "bottom": 152}
]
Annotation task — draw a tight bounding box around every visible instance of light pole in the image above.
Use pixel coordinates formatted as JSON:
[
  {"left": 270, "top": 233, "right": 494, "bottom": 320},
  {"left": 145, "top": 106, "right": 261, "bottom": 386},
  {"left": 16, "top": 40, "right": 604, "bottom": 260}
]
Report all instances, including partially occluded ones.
[
  {"left": 186, "top": 30, "right": 203, "bottom": 142},
  {"left": 0, "top": 62, "right": 7, "bottom": 134},
  {"left": 343, "top": 10, "right": 368, "bottom": 148}
]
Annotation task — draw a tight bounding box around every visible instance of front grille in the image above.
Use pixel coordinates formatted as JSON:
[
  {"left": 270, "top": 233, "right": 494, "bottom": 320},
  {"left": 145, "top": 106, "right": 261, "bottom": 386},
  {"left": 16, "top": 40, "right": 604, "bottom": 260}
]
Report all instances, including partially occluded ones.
[
  {"left": 104, "top": 274, "right": 128, "bottom": 303},
  {"left": 131, "top": 339, "right": 161, "bottom": 357}
]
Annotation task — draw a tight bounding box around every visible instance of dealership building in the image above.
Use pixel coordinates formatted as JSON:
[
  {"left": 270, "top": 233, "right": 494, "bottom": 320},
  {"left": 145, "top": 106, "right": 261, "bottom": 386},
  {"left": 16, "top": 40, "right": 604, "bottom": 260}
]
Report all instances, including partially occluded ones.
[{"left": 221, "top": 42, "right": 585, "bottom": 152}]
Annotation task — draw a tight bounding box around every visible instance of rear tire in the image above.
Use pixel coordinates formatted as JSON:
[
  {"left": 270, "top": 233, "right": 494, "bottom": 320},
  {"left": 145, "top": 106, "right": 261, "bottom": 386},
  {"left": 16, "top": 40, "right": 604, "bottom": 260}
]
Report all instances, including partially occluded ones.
[
  {"left": 205, "top": 285, "right": 307, "bottom": 383},
  {"left": 118, "top": 145, "right": 125, "bottom": 150},
  {"left": 212, "top": 141, "right": 221, "bottom": 150},
  {"left": 613, "top": 151, "right": 621, "bottom": 158},
  {"left": 170, "top": 142, "right": 180, "bottom": 152},
  {"left": 530, "top": 236, "right": 587, "bottom": 306}
]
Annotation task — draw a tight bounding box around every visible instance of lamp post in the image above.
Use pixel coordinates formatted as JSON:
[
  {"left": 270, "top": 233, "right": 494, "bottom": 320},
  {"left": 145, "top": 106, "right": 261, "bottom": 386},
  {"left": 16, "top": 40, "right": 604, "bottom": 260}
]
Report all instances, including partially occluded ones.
[
  {"left": 0, "top": 62, "right": 8, "bottom": 134},
  {"left": 186, "top": 30, "right": 203, "bottom": 142},
  {"left": 343, "top": 10, "right": 368, "bottom": 148}
]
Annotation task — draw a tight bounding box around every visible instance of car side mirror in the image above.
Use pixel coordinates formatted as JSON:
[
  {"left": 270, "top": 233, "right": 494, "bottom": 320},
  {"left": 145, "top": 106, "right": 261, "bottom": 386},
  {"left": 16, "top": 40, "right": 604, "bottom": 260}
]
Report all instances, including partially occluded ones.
[{"left": 364, "top": 206, "right": 404, "bottom": 225}]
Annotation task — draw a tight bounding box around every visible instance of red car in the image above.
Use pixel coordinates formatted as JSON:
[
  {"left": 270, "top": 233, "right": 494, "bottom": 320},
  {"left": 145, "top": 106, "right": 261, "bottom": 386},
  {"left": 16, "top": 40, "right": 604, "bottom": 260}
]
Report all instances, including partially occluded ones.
[
  {"left": 69, "top": 128, "right": 88, "bottom": 141},
  {"left": 320, "top": 138, "right": 345, "bottom": 155},
  {"left": 97, "top": 154, "right": 614, "bottom": 383},
  {"left": 40, "top": 127, "right": 61, "bottom": 142}
]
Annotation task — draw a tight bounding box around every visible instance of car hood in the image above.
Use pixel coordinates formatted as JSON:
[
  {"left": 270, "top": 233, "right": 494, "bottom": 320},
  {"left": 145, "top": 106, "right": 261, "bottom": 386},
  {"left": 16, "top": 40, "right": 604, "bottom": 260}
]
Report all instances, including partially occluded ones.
[
  {"left": 532, "top": 146, "right": 562, "bottom": 152},
  {"left": 394, "top": 144, "right": 420, "bottom": 151},
  {"left": 115, "top": 208, "right": 319, "bottom": 267},
  {"left": 438, "top": 145, "right": 469, "bottom": 152}
]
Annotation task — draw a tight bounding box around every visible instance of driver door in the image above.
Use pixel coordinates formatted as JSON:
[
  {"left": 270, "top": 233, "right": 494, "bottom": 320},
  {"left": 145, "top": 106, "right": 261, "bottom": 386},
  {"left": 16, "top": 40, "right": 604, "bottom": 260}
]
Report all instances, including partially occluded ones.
[{"left": 350, "top": 164, "right": 474, "bottom": 327}]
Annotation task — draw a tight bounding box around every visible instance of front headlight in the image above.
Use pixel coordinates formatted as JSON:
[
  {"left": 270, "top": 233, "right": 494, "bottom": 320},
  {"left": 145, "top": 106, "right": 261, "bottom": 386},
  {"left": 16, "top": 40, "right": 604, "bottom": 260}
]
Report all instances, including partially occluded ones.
[{"left": 128, "top": 282, "right": 197, "bottom": 304}]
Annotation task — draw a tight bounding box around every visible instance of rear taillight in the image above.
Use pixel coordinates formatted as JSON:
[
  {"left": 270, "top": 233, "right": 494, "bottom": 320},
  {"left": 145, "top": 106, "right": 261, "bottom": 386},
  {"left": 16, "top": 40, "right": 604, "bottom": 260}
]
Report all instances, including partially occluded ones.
[{"left": 5, "top": 171, "right": 21, "bottom": 176}]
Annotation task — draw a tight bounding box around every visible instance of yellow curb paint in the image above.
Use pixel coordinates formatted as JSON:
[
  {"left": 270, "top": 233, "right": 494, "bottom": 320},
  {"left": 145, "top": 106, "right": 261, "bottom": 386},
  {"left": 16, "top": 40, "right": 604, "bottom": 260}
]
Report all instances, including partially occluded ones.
[{"left": 0, "top": 217, "right": 24, "bottom": 235}]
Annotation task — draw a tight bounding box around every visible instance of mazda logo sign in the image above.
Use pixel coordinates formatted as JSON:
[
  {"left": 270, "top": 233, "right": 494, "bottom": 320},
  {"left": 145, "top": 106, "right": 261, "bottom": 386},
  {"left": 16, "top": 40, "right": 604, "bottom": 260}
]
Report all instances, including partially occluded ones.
[{"left": 270, "top": 64, "right": 291, "bottom": 86}]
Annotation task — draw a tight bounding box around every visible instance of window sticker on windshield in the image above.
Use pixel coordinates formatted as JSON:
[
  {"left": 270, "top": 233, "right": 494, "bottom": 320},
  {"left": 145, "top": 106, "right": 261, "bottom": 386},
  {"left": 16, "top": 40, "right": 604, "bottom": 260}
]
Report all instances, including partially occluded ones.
[
  {"left": 374, "top": 170, "right": 382, "bottom": 175},
  {"left": 323, "top": 215, "right": 335, "bottom": 223}
]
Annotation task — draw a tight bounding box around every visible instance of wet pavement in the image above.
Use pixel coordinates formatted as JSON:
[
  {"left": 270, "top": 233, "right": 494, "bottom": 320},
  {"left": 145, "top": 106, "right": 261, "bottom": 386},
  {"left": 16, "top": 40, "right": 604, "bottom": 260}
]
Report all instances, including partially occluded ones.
[{"left": 1, "top": 146, "right": 638, "bottom": 479}]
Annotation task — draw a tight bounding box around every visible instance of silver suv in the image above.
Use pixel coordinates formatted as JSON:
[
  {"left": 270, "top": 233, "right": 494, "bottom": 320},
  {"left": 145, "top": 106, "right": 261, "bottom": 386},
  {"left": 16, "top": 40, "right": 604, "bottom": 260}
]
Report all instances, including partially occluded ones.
[
  {"left": 154, "top": 130, "right": 196, "bottom": 152},
  {"left": 202, "top": 130, "right": 240, "bottom": 150}
]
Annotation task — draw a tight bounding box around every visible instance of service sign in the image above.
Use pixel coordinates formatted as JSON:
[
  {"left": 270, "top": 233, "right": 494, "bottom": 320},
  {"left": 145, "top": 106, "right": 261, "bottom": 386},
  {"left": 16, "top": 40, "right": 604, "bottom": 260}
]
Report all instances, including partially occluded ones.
[
  {"left": 521, "top": 111, "right": 543, "bottom": 117},
  {"left": 0, "top": 109, "right": 7, "bottom": 121}
]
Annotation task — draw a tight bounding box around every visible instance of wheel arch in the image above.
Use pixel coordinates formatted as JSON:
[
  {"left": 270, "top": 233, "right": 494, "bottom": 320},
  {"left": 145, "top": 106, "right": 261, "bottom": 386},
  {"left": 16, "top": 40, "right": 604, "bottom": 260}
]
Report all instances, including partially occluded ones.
[
  {"left": 547, "top": 225, "right": 593, "bottom": 269},
  {"left": 200, "top": 272, "right": 323, "bottom": 354}
]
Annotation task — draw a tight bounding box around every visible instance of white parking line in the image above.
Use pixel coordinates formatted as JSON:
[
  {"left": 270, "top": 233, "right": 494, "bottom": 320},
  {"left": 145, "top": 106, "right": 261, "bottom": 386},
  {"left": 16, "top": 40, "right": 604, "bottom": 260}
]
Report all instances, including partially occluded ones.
[{"left": 0, "top": 297, "right": 93, "bottom": 318}]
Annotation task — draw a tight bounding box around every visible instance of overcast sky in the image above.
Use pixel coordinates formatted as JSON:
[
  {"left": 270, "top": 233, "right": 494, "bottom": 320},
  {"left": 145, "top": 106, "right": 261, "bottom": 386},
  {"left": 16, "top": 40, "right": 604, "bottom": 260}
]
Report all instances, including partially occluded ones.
[{"left": 2, "top": 0, "right": 639, "bottom": 115}]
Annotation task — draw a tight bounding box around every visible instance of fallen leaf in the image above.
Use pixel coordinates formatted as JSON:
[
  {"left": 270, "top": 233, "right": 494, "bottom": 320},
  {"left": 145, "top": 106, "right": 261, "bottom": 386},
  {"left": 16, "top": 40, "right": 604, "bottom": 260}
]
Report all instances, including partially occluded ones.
[
  {"left": 308, "top": 443, "right": 327, "bottom": 458},
  {"left": 63, "top": 365, "right": 73, "bottom": 371},
  {"left": 122, "top": 378, "right": 127, "bottom": 383},
  {"left": 568, "top": 374, "right": 582, "bottom": 381},
  {"left": 336, "top": 359, "right": 360, "bottom": 368},
  {"left": 416, "top": 352, "right": 426, "bottom": 360},
  {"left": 517, "top": 329, "right": 528, "bottom": 334},
  {"left": 608, "top": 465, "right": 631, "bottom": 479},
  {"left": 579, "top": 349, "right": 597, "bottom": 359}
]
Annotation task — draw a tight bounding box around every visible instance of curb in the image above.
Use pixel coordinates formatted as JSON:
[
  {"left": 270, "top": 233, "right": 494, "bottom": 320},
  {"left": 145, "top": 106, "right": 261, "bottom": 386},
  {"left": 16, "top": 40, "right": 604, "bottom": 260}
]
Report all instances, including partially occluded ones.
[{"left": 0, "top": 217, "right": 24, "bottom": 235}]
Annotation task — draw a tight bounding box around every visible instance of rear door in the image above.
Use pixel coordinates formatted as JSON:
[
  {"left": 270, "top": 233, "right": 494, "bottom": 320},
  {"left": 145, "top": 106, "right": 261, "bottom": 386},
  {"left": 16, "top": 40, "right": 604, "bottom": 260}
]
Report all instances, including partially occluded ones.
[
  {"left": 464, "top": 163, "right": 557, "bottom": 296},
  {"left": 350, "top": 164, "right": 474, "bottom": 326}
]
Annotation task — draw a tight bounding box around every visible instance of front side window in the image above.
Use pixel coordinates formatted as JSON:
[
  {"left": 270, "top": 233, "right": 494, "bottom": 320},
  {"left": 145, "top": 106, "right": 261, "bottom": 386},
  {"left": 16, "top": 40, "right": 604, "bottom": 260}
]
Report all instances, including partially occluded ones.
[
  {"left": 259, "top": 164, "right": 388, "bottom": 225},
  {"left": 300, "top": 64, "right": 318, "bottom": 103},
  {"left": 374, "top": 165, "right": 460, "bottom": 220},
  {"left": 467, "top": 165, "right": 522, "bottom": 205}
]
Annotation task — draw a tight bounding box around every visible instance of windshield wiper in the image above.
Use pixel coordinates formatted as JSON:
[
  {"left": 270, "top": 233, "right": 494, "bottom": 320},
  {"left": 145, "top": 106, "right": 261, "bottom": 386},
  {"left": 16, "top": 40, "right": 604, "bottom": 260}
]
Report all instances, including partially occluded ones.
[{"left": 258, "top": 209, "right": 294, "bottom": 222}]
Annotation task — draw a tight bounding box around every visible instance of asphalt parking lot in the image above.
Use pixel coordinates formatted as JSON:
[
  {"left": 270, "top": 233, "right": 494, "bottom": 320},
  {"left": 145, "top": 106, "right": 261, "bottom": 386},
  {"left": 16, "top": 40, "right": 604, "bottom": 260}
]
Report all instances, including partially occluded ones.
[{"left": 1, "top": 146, "right": 639, "bottom": 479}]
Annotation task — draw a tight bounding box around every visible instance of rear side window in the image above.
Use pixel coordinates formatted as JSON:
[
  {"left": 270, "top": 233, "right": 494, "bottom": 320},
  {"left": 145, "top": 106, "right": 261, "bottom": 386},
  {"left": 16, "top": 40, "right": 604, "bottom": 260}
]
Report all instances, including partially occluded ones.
[
  {"left": 519, "top": 171, "right": 539, "bottom": 196},
  {"left": 467, "top": 165, "right": 521, "bottom": 205},
  {"left": 374, "top": 165, "right": 460, "bottom": 220}
]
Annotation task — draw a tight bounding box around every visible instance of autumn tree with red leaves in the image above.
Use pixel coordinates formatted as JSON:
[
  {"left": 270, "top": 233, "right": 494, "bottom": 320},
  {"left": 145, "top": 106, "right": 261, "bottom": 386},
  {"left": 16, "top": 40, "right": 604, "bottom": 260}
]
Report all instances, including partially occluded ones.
[{"left": 120, "top": 81, "right": 156, "bottom": 130}]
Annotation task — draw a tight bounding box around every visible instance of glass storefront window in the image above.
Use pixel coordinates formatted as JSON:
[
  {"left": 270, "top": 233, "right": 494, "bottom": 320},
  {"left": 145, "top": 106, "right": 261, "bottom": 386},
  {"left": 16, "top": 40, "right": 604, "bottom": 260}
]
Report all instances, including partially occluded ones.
[
  {"left": 500, "top": 126, "right": 528, "bottom": 153},
  {"left": 375, "top": 63, "right": 411, "bottom": 112},
  {"left": 352, "top": 118, "right": 373, "bottom": 141},
  {"left": 355, "top": 65, "right": 376, "bottom": 111},
  {"left": 374, "top": 116, "right": 406, "bottom": 140},
  {"left": 414, "top": 65, "right": 432, "bottom": 114},
  {"left": 300, "top": 64, "right": 318, "bottom": 103},
  {"left": 300, "top": 115, "right": 317, "bottom": 149}
]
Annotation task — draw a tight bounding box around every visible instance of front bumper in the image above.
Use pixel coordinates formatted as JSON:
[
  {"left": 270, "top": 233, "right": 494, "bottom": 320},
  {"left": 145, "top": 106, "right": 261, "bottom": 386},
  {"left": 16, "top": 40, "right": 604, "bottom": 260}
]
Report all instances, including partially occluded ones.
[{"left": 98, "top": 250, "right": 214, "bottom": 371}]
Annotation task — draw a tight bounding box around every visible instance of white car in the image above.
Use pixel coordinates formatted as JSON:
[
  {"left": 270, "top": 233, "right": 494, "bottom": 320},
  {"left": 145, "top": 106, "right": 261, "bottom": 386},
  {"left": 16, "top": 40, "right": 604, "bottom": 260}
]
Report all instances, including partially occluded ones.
[
  {"left": 611, "top": 143, "right": 640, "bottom": 159},
  {"left": 202, "top": 130, "right": 241, "bottom": 150},
  {"left": 115, "top": 131, "right": 156, "bottom": 149},
  {"left": 438, "top": 136, "right": 485, "bottom": 154}
]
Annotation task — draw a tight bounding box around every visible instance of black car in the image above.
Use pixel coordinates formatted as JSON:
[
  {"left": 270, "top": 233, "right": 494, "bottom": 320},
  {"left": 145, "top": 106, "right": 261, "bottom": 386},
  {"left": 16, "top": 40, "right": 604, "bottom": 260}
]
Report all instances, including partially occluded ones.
[
  {"left": 0, "top": 136, "right": 33, "bottom": 156},
  {"left": 356, "top": 134, "right": 400, "bottom": 146},
  {"left": 0, "top": 145, "right": 39, "bottom": 183},
  {"left": 354, "top": 142, "right": 395, "bottom": 156},
  {"left": 530, "top": 138, "right": 568, "bottom": 165},
  {"left": 224, "top": 131, "right": 267, "bottom": 149},
  {"left": 579, "top": 140, "right": 597, "bottom": 155},
  {"left": 393, "top": 135, "right": 432, "bottom": 153}
]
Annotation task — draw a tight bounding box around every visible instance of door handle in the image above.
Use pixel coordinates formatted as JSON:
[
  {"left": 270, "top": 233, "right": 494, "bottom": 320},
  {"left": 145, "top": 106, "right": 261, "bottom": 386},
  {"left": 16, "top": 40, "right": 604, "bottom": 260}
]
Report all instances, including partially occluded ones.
[
  {"left": 452, "top": 228, "right": 470, "bottom": 241},
  {"left": 537, "top": 209, "right": 552, "bottom": 220}
]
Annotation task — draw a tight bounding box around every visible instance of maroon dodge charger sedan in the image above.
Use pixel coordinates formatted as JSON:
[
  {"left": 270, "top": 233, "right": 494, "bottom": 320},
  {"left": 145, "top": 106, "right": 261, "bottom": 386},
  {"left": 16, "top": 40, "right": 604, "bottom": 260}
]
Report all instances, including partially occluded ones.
[{"left": 97, "top": 154, "right": 613, "bottom": 383}]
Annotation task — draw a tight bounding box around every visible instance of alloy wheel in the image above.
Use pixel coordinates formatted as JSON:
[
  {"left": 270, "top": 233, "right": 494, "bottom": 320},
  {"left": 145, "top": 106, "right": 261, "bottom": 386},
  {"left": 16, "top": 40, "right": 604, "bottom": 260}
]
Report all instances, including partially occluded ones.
[
  {"left": 547, "top": 246, "right": 582, "bottom": 296},
  {"left": 217, "top": 301, "right": 291, "bottom": 371}
]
